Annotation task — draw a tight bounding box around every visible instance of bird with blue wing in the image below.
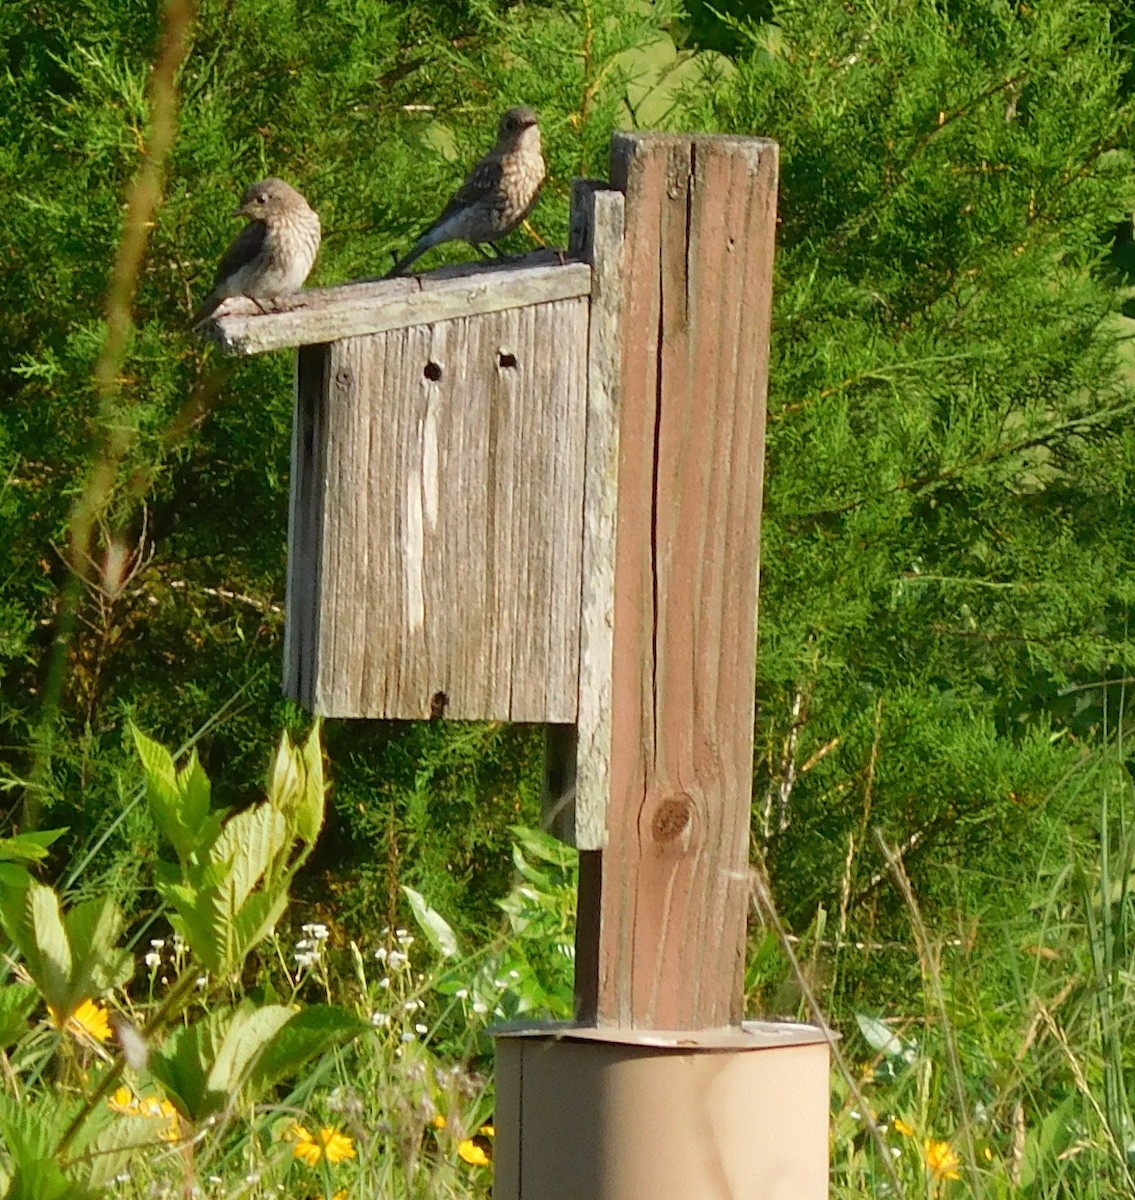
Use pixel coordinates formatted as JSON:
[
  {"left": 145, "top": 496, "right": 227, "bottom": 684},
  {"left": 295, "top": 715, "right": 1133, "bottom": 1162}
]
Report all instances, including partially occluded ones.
[
  {"left": 387, "top": 106, "right": 546, "bottom": 278},
  {"left": 194, "top": 177, "right": 320, "bottom": 326}
]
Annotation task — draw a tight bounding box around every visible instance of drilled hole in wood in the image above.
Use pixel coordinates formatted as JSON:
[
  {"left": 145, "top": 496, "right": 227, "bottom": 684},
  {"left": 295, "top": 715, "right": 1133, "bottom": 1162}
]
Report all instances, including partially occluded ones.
[
  {"left": 424, "top": 361, "right": 443, "bottom": 382},
  {"left": 429, "top": 690, "right": 449, "bottom": 719},
  {"left": 498, "top": 352, "right": 518, "bottom": 369}
]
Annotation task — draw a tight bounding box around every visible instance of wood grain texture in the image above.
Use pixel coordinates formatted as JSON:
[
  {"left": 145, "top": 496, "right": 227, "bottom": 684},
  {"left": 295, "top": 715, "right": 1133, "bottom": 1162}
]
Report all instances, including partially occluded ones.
[
  {"left": 282, "top": 344, "right": 330, "bottom": 706},
  {"left": 579, "top": 133, "right": 779, "bottom": 1028},
  {"left": 569, "top": 181, "right": 626, "bottom": 851},
  {"left": 284, "top": 299, "right": 589, "bottom": 722},
  {"left": 203, "top": 252, "right": 590, "bottom": 356}
]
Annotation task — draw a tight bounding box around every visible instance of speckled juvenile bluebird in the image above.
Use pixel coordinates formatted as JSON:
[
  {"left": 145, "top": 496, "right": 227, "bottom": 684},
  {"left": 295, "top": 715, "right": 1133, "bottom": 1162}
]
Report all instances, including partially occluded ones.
[
  {"left": 387, "top": 106, "right": 546, "bottom": 278},
  {"left": 194, "top": 177, "right": 321, "bottom": 325}
]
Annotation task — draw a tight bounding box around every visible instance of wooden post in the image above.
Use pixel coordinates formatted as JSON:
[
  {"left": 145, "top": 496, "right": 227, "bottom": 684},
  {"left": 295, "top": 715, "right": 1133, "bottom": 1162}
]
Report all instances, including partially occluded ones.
[
  {"left": 204, "top": 135, "right": 828, "bottom": 1200},
  {"left": 574, "top": 133, "right": 779, "bottom": 1029}
]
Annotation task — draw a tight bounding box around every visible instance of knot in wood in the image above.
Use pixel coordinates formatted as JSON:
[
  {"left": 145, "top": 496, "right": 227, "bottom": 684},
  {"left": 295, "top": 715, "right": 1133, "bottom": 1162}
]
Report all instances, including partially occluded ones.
[
  {"left": 335, "top": 367, "right": 352, "bottom": 390},
  {"left": 651, "top": 794, "right": 692, "bottom": 844}
]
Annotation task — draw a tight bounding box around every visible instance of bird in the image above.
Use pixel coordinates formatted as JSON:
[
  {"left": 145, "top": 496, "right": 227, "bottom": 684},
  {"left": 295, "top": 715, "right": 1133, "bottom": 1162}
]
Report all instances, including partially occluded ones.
[
  {"left": 386, "top": 105, "right": 545, "bottom": 278},
  {"left": 194, "top": 177, "right": 321, "bottom": 325}
]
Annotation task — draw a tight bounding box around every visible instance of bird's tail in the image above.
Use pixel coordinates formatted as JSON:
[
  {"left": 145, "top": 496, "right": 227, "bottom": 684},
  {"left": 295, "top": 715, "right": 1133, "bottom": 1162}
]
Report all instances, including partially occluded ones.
[
  {"left": 191, "top": 291, "right": 224, "bottom": 332},
  {"left": 385, "top": 214, "right": 458, "bottom": 278},
  {"left": 385, "top": 241, "right": 430, "bottom": 279}
]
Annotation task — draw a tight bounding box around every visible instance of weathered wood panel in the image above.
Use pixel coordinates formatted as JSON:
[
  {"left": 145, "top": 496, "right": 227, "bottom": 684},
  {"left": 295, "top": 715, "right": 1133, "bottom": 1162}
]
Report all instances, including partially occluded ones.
[
  {"left": 576, "top": 134, "right": 779, "bottom": 1028},
  {"left": 285, "top": 298, "right": 589, "bottom": 722},
  {"left": 205, "top": 253, "right": 591, "bottom": 356},
  {"left": 563, "top": 181, "right": 626, "bottom": 851},
  {"left": 282, "top": 344, "right": 330, "bottom": 707}
]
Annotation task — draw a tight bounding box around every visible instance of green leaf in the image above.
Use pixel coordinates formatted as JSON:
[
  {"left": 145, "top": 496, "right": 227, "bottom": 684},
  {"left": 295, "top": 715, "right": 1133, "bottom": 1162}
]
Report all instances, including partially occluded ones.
[
  {"left": 0, "top": 865, "right": 33, "bottom": 892},
  {"left": 1019, "top": 1095, "right": 1077, "bottom": 1189},
  {"left": 65, "top": 896, "right": 131, "bottom": 998},
  {"left": 267, "top": 725, "right": 325, "bottom": 849},
  {"left": 0, "top": 882, "right": 71, "bottom": 1013},
  {"left": 4, "top": 1161, "right": 85, "bottom": 1200},
  {"left": 159, "top": 803, "right": 287, "bottom": 974},
  {"left": 855, "top": 1013, "right": 915, "bottom": 1063},
  {"left": 225, "top": 888, "right": 290, "bottom": 972},
  {"left": 148, "top": 1020, "right": 221, "bottom": 1124},
  {"left": 0, "top": 984, "right": 38, "bottom": 1051},
  {"left": 0, "top": 830, "right": 66, "bottom": 865},
  {"left": 179, "top": 752, "right": 213, "bottom": 837},
  {"left": 267, "top": 731, "right": 304, "bottom": 815},
  {"left": 133, "top": 727, "right": 221, "bottom": 867},
  {"left": 403, "top": 886, "right": 459, "bottom": 959},
  {"left": 131, "top": 725, "right": 183, "bottom": 851},
  {"left": 0, "top": 884, "right": 129, "bottom": 1018},
  {"left": 207, "top": 1004, "right": 295, "bottom": 1090},
  {"left": 212, "top": 803, "right": 287, "bottom": 913},
  {"left": 244, "top": 1005, "right": 367, "bottom": 1100},
  {"left": 0, "top": 1093, "right": 90, "bottom": 1200},
  {"left": 150, "top": 1004, "right": 359, "bottom": 1123},
  {"left": 293, "top": 723, "right": 326, "bottom": 848},
  {"left": 160, "top": 882, "right": 223, "bottom": 974},
  {"left": 510, "top": 826, "right": 577, "bottom": 872},
  {"left": 79, "top": 1115, "right": 165, "bottom": 1191}
]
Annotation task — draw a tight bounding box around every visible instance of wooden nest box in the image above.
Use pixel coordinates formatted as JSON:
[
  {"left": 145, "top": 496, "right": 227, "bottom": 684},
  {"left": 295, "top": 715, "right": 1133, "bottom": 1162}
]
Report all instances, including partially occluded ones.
[
  {"left": 208, "top": 132, "right": 779, "bottom": 859},
  {"left": 285, "top": 252, "right": 594, "bottom": 727}
]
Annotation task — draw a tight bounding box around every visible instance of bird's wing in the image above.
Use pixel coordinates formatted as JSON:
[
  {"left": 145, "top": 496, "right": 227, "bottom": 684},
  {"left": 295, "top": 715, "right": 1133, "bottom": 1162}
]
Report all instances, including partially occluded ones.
[
  {"left": 212, "top": 220, "right": 267, "bottom": 289},
  {"left": 386, "top": 156, "right": 507, "bottom": 278},
  {"left": 445, "top": 156, "right": 505, "bottom": 218}
]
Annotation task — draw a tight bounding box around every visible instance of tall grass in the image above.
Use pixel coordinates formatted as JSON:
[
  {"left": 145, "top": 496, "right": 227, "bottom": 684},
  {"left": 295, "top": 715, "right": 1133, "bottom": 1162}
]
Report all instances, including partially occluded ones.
[{"left": 753, "top": 720, "right": 1135, "bottom": 1199}]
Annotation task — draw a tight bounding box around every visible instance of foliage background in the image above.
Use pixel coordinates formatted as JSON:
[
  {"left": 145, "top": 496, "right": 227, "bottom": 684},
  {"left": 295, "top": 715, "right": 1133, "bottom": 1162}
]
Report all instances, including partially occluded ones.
[{"left": 2, "top": 0, "right": 1135, "bottom": 1065}]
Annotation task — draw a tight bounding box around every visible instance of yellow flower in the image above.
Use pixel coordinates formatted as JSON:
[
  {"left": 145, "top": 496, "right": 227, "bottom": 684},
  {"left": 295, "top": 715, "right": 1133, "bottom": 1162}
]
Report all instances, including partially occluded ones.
[
  {"left": 51, "top": 998, "right": 112, "bottom": 1042},
  {"left": 893, "top": 1118, "right": 916, "bottom": 1137},
  {"left": 108, "top": 1086, "right": 138, "bottom": 1115},
  {"left": 432, "top": 1114, "right": 447, "bottom": 1130},
  {"left": 924, "top": 1138, "right": 962, "bottom": 1181},
  {"left": 108, "top": 1087, "right": 181, "bottom": 1141},
  {"left": 286, "top": 1123, "right": 356, "bottom": 1167},
  {"left": 458, "top": 1138, "right": 491, "bottom": 1167},
  {"left": 458, "top": 1123, "right": 495, "bottom": 1167},
  {"left": 139, "top": 1095, "right": 182, "bottom": 1142},
  {"left": 332, "top": 1192, "right": 348, "bottom": 1200}
]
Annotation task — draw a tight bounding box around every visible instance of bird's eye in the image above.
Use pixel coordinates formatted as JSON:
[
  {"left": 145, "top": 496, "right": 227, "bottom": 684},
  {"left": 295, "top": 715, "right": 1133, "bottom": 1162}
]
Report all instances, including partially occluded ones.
[{"left": 256, "top": 195, "right": 267, "bottom": 204}]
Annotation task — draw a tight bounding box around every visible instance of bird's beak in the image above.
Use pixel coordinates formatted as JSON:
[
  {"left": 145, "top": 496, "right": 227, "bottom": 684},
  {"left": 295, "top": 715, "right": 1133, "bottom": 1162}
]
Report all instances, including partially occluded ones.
[{"left": 232, "top": 204, "right": 248, "bottom": 218}]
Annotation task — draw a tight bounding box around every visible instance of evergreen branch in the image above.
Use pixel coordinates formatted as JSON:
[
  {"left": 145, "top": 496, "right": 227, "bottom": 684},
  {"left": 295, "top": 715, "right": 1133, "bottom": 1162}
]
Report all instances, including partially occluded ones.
[
  {"left": 795, "top": 400, "right": 1135, "bottom": 525},
  {"left": 771, "top": 353, "right": 986, "bottom": 421}
]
